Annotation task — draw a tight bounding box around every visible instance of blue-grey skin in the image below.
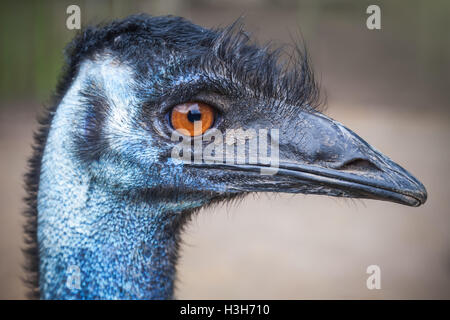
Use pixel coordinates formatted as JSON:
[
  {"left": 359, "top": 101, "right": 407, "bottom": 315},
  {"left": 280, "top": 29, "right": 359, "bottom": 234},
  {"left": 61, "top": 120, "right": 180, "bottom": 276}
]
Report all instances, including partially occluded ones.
[{"left": 34, "top": 16, "right": 427, "bottom": 300}]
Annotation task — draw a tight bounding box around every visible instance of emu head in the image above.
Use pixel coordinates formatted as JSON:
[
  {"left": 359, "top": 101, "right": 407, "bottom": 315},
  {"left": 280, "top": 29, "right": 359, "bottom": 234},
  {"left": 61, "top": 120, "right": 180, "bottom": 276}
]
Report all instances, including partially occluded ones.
[{"left": 63, "top": 15, "right": 426, "bottom": 207}]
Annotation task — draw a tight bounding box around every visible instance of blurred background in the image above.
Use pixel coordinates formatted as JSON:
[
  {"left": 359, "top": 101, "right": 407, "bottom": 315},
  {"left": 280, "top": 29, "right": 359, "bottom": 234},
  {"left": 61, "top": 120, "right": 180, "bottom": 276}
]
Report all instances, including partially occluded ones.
[{"left": 0, "top": 0, "right": 449, "bottom": 299}]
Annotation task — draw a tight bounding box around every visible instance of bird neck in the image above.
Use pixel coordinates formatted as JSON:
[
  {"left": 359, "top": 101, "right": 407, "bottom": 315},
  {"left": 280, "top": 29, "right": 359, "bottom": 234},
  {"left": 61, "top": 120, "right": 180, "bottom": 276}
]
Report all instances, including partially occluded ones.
[
  {"left": 38, "top": 165, "right": 188, "bottom": 299},
  {"left": 36, "top": 99, "right": 200, "bottom": 300}
]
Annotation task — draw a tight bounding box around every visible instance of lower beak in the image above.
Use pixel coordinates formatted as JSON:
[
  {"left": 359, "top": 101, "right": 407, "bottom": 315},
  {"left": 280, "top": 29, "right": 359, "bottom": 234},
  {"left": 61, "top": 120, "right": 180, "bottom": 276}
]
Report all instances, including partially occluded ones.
[{"left": 194, "top": 160, "right": 427, "bottom": 207}]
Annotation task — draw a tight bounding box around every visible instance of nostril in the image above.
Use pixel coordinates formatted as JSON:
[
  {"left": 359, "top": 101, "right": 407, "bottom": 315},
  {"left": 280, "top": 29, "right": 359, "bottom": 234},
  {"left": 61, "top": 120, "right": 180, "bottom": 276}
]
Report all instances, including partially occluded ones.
[{"left": 339, "top": 158, "right": 380, "bottom": 172}]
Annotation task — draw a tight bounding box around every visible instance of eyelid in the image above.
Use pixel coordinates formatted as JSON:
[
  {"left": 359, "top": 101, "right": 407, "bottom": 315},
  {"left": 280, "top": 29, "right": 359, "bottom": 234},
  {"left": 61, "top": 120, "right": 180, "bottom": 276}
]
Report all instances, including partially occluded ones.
[
  {"left": 164, "top": 94, "right": 224, "bottom": 119},
  {"left": 191, "top": 92, "right": 228, "bottom": 113}
]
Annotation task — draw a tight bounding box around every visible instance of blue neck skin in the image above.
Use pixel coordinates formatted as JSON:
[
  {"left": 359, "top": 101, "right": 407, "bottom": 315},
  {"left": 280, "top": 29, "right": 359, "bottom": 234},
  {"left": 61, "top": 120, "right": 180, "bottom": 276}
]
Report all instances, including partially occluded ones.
[
  {"left": 39, "top": 180, "right": 184, "bottom": 299},
  {"left": 37, "top": 58, "right": 207, "bottom": 299}
]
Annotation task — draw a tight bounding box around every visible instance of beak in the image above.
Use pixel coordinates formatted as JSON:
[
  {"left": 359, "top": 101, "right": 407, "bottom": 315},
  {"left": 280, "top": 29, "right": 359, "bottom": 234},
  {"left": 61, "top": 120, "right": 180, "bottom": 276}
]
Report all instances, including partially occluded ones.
[{"left": 188, "top": 111, "right": 427, "bottom": 207}]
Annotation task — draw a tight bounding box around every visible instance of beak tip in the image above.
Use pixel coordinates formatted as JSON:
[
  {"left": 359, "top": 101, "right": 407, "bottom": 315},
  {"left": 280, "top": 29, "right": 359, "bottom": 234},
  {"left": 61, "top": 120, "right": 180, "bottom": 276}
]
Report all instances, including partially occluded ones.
[
  {"left": 405, "top": 180, "right": 427, "bottom": 207},
  {"left": 416, "top": 185, "right": 428, "bottom": 206}
]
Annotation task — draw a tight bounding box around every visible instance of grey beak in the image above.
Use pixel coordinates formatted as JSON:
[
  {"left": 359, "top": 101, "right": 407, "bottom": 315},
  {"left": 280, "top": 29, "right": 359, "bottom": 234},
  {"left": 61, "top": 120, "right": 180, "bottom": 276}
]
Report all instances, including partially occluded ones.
[
  {"left": 187, "top": 111, "right": 427, "bottom": 207},
  {"left": 274, "top": 111, "right": 427, "bottom": 206}
]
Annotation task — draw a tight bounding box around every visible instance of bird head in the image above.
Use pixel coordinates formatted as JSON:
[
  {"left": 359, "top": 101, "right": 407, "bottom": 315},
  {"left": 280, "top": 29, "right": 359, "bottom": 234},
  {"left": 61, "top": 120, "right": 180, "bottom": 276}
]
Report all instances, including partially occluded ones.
[{"left": 64, "top": 15, "right": 426, "bottom": 210}]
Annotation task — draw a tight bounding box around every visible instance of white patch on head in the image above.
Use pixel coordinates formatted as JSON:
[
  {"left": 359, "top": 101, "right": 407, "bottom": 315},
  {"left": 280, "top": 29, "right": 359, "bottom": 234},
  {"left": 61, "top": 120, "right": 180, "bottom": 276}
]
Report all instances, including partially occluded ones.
[
  {"left": 83, "top": 54, "right": 138, "bottom": 136},
  {"left": 76, "top": 54, "right": 159, "bottom": 162}
]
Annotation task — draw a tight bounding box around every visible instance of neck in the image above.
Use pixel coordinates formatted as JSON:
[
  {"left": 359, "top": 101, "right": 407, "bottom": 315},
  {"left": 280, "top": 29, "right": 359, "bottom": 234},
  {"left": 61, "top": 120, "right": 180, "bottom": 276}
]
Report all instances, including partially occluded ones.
[{"left": 38, "top": 163, "right": 188, "bottom": 299}]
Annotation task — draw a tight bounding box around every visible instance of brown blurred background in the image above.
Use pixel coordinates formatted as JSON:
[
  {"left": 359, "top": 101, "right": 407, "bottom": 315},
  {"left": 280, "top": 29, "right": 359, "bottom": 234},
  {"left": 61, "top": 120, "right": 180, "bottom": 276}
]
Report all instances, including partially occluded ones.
[{"left": 0, "top": 0, "right": 449, "bottom": 299}]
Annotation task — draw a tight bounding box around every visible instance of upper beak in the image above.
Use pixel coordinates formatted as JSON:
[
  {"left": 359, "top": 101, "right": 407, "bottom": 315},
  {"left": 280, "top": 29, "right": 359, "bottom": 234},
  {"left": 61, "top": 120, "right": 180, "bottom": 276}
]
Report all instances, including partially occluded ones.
[
  {"left": 272, "top": 111, "right": 428, "bottom": 206},
  {"left": 188, "top": 111, "right": 427, "bottom": 207}
]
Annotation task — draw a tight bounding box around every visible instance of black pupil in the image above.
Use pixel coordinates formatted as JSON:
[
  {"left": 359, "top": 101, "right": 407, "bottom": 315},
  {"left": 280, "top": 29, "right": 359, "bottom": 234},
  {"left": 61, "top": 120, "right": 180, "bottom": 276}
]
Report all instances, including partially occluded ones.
[{"left": 187, "top": 109, "right": 202, "bottom": 123}]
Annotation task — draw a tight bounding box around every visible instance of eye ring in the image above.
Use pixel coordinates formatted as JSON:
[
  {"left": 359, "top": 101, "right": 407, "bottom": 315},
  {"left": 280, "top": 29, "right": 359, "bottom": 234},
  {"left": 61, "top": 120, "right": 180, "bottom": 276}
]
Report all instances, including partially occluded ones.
[{"left": 170, "top": 102, "right": 216, "bottom": 136}]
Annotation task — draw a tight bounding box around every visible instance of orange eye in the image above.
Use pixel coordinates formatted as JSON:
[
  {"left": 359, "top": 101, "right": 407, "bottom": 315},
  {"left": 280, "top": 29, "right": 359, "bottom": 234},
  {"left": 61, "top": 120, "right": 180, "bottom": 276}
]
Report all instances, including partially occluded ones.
[{"left": 170, "top": 102, "right": 215, "bottom": 136}]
